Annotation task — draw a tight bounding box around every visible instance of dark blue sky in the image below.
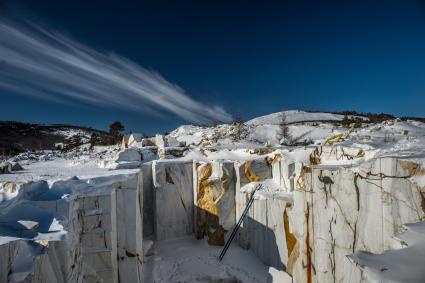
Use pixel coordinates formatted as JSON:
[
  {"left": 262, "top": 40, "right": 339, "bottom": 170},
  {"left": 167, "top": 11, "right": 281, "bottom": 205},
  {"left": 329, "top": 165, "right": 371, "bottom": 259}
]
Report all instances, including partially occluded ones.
[{"left": 1, "top": 0, "right": 425, "bottom": 134}]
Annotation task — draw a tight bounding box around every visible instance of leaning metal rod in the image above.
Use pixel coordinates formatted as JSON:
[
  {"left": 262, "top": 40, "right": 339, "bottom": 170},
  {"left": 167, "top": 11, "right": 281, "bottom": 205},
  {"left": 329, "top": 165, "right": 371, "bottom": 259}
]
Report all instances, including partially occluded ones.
[{"left": 218, "top": 184, "right": 262, "bottom": 261}]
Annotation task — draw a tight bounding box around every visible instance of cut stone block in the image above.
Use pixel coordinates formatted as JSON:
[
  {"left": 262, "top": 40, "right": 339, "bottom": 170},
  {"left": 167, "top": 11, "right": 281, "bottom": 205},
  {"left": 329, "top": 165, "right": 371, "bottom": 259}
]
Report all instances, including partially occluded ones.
[{"left": 153, "top": 161, "right": 194, "bottom": 241}]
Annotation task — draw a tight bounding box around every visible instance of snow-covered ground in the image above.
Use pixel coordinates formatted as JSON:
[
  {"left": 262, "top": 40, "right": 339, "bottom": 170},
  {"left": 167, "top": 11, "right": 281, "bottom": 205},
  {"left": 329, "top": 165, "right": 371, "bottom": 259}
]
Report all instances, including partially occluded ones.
[
  {"left": 349, "top": 222, "right": 425, "bottom": 283},
  {"left": 143, "top": 236, "right": 291, "bottom": 283}
]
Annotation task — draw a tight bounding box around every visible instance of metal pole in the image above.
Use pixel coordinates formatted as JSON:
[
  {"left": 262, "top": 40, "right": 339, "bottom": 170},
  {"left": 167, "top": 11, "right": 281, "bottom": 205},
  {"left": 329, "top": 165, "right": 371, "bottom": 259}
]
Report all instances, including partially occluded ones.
[{"left": 218, "top": 184, "right": 262, "bottom": 261}]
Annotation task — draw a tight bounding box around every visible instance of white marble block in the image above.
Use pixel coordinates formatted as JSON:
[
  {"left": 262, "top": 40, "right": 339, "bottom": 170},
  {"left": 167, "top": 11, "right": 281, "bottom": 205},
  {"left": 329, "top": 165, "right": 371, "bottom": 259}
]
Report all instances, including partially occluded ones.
[{"left": 153, "top": 161, "right": 194, "bottom": 241}]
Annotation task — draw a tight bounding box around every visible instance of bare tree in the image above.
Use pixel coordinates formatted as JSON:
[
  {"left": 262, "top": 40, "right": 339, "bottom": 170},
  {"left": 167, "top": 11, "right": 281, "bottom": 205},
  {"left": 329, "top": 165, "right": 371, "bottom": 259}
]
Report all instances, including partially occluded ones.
[
  {"left": 211, "top": 121, "right": 222, "bottom": 143},
  {"left": 232, "top": 111, "right": 246, "bottom": 142},
  {"left": 278, "top": 112, "right": 291, "bottom": 144},
  {"left": 89, "top": 132, "right": 98, "bottom": 151}
]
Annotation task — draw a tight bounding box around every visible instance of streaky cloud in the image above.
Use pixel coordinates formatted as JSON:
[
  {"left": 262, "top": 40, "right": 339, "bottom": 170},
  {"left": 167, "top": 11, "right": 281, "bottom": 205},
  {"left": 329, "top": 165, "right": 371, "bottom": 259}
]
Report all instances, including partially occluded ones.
[{"left": 0, "top": 18, "right": 232, "bottom": 124}]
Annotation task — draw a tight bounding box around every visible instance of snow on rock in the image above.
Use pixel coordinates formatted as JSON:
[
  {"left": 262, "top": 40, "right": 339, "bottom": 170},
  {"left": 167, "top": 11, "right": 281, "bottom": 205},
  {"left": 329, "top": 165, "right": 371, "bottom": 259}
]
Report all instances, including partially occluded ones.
[
  {"left": 115, "top": 148, "right": 142, "bottom": 162},
  {"left": 168, "top": 125, "right": 207, "bottom": 146},
  {"left": 53, "top": 128, "right": 93, "bottom": 142},
  {"left": 349, "top": 221, "right": 425, "bottom": 283}
]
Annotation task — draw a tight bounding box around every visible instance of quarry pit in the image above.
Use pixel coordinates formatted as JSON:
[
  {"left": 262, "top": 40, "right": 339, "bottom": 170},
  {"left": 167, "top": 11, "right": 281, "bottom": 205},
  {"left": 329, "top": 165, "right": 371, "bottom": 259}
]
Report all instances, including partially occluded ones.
[{"left": 1, "top": 145, "right": 424, "bottom": 283}]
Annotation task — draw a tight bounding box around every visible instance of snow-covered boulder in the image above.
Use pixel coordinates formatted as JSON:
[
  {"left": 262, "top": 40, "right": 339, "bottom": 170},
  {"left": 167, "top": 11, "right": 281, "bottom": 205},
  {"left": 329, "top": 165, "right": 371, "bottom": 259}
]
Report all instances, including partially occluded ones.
[
  {"left": 155, "top": 134, "right": 165, "bottom": 148},
  {"left": 115, "top": 148, "right": 142, "bottom": 162},
  {"left": 166, "top": 136, "right": 180, "bottom": 147},
  {"left": 128, "top": 133, "right": 143, "bottom": 146},
  {"left": 122, "top": 133, "right": 143, "bottom": 148}
]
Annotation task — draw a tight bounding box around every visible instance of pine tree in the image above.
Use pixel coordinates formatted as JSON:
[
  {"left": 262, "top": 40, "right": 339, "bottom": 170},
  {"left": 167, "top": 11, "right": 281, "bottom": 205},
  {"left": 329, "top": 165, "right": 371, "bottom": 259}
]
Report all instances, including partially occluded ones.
[
  {"left": 109, "top": 121, "right": 125, "bottom": 144},
  {"left": 89, "top": 133, "right": 98, "bottom": 150},
  {"left": 341, "top": 114, "right": 351, "bottom": 127}
]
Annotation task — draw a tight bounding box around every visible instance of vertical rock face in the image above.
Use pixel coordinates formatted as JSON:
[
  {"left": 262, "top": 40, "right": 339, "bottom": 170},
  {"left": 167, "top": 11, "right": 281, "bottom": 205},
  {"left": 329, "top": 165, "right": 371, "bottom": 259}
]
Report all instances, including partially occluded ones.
[
  {"left": 76, "top": 174, "right": 144, "bottom": 283},
  {"left": 155, "top": 135, "right": 166, "bottom": 159},
  {"left": 0, "top": 173, "right": 144, "bottom": 283},
  {"left": 115, "top": 184, "right": 144, "bottom": 282},
  {"left": 193, "top": 161, "right": 236, "bottom": 245},
  {"left": 272, "top": 157, "right": 303, "bottom": 192},
  {"left": 153, "top": 161, "right": 194, "bottom": 241},
  {"left": 289, "top": 158, "right": 425, "bottom": 283},
  {"left": 142, "top": 163, "right": 154, "bottom": 237},
  {"left": 240, "top": 195, "right": 290, "bottom": 271},
  {"left": 0, "top": 238, "right": 72, "bottom": 283},
  {"left": 235, "top": 159, "right": 272, "bottom": 247},
  {"left": 233, "top": 160, "right": 290, "bottom": 271}
]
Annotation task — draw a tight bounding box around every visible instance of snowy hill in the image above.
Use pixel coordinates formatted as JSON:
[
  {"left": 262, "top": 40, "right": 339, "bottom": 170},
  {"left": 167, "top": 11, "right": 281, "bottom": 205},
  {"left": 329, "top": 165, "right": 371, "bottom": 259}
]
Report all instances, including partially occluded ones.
[
  {"left": 0, "top": 121, "right": 108, "bottom": 157},
  {"left": 168, "top": 110, "right": 362, "bottom": 147},
  {"left": 246, "top": 110, "right": 346, "bottom": 125}
]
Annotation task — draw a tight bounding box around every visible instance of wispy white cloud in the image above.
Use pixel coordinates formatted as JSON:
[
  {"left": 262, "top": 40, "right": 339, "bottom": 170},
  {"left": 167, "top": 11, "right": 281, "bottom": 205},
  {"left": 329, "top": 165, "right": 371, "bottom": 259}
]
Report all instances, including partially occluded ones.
[{"left": 0, "top": 18, "right": 232, "bottom": 124}]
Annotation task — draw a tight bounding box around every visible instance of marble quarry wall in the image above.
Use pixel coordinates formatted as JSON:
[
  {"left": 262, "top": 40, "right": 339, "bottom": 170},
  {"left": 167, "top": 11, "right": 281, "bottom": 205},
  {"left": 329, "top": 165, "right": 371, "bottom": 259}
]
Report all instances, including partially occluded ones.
[
  {"left": 236, "top": 162, "right": 269, "bottom": 244},
  {"left": 289, "top": 157, "right": 425, "bottom": 283},
  {"left": 0, "top": 174, "right": 143, "bottom": 283},
  {"left": 236, "top": 193, "right": 291, "bottom": 271},
  {"left": 193, "top": 161, "right": 236, "bottom": 245},
  {"left": 152, "top": 161, "right": 194, "bottom": 241},
  {"left": 234, "top": 159, "right": 295, "bottom": 271},
  {"left": 2, "top": 152, "right": 424, "bottom": 283},
  {"left": 271, "top": 156, "right": 304, "bottom": 192}
]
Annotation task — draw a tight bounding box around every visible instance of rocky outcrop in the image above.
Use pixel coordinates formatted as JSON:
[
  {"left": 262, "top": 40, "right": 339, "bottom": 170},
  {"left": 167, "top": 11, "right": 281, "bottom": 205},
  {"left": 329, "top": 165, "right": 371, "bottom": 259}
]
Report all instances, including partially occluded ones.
[{"left": 115, "top": 148, "right": 142, "bottom": 162}]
